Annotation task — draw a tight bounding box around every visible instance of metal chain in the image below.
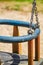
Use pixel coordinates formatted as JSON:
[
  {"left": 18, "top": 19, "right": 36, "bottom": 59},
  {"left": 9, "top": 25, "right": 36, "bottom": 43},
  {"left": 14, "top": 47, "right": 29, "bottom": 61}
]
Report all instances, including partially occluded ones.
[
  {"left": 30, "top": 0, "right": 36, "bottom": 24},
  {"left": 28, "top": 0, "right": 39, "bottom": 34},
  {"left": 35, "top": 6, "right": 39, "bottom": 24},
  {"left": 35, "top": 5, "right": 40, "bottom": 28}
]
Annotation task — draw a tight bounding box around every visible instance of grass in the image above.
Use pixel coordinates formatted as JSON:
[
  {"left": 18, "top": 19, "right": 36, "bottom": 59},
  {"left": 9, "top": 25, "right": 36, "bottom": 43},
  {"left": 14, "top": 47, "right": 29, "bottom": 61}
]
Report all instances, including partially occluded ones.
[
  {"left": 0, "top": 0, "right": 32, "bottom": 2},
  {"left": 0, "top": 0, "right": 43, "bottom": 3},
  {"left": 0, "top": 0, "right": 43, "bottom": 13}
]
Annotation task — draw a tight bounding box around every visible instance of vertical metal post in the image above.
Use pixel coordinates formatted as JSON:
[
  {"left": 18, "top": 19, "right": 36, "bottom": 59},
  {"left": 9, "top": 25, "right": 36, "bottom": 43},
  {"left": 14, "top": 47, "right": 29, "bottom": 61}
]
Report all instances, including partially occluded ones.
[
  {"left": 35, "top": 35, "right": 40, "bottom": 61},
  {"left": 12, "top": 26, "right": 22, "bottom": 54},
  {"left": 28, "top": 40, "right": 33, "bottom": 65}
]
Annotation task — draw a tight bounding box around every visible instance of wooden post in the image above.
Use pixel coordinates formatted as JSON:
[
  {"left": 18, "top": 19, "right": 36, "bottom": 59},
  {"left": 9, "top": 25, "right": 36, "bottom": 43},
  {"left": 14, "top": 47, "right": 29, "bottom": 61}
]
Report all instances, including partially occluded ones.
[
  {"left": 28, "top": 40, "right": 33, "bottom": 65},
  {"left": 35, "top": 35, "right": 40, "bottom": 61},
  {"left": 12, "top": 26, "right": 22, "bottom": 54}
]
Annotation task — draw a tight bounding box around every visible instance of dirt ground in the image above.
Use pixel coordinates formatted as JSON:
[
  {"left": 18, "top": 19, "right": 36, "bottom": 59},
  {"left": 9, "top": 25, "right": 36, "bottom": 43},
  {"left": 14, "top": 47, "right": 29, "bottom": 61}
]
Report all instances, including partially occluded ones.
[{"left": 0, "top": 10, "right": 43, "bottom": 58}]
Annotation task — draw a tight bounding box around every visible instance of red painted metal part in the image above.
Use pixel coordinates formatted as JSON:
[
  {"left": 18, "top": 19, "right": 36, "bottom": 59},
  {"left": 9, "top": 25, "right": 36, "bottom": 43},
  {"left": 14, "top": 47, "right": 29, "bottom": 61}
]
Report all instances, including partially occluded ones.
[
  {"left": 35, "top": 35, "right": 40, "bottom": 61},
  {"left": 28, "top": 40, "right": 33, "bottom": 65},
  {"left": 12, "top": 26, "right": 22, "bottom": 54}
]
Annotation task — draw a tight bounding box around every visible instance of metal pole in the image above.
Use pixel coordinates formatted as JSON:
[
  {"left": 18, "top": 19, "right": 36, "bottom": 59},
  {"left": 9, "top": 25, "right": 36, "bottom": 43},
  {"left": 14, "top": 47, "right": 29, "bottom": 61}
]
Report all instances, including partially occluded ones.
[
  {"left": 28, "top": 40, "right": 33, "bottom": 65},
  {"left": 12, "top": 26, "right": 22, "bottom": 54},
  {"left": 35, "top": 35, "right": 40, "bottom": 61}
]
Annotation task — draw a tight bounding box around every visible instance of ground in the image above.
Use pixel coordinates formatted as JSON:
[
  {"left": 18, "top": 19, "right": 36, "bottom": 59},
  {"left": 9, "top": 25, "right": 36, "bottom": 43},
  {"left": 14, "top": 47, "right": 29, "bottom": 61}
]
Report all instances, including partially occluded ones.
[{"left": 0, "top": 10, "right": 43, "bottom": 59}]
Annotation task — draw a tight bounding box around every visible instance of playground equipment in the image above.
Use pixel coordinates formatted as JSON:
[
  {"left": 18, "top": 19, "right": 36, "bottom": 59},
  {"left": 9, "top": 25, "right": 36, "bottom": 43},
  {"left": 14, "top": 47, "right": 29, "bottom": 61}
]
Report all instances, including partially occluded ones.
[{"left": 0, "top": 0, "right": 41, "bottom": 65}]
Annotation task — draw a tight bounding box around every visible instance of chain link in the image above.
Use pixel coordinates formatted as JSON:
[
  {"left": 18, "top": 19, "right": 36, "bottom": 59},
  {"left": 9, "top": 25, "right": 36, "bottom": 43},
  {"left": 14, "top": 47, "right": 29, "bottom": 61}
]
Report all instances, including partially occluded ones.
[
  {"left": 30, "top": 0, "right": 36, "bottom": 23},
  {"left": 35, "top": 7, "right": 38, "bottom": 24}
]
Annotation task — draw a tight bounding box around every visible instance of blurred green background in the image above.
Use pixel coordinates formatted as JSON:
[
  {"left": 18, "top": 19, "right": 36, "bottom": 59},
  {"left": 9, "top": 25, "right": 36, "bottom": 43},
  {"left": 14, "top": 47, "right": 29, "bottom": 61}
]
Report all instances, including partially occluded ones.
[
  {"left": 0, "top": 0, "right": 43, "bottom": 3},
  {"left": 0, "top": 0, "right": 43, "bottom": 12}
]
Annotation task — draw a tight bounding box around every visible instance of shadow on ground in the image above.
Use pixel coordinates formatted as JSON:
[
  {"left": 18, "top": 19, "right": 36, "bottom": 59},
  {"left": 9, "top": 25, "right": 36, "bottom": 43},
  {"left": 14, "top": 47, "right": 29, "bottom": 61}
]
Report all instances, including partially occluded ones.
[{"left": 0, "top": 51, "right": 28, "bottom": 65}]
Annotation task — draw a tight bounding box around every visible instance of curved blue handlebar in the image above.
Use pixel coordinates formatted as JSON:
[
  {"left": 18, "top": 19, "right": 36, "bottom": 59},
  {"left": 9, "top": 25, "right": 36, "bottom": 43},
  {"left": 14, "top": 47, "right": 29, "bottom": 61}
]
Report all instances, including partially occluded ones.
[
  {"left": 0, "top": 19, "right": 35, "bottom": 29},
  {"left": 0, "top": 28, "right": 40, "bottom": 43},
  {"left": 0, "top": 19, "right": 40, "bottom": 43}
]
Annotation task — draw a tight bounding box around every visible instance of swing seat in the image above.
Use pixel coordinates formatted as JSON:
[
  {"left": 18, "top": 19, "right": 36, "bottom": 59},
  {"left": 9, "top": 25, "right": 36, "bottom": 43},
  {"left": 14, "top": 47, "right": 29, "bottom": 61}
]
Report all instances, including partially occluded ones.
[
  {"left": 0, "top": 19, "right": 40, "bottom": 65},
  {"left": 0, "top": 19, "right": 40, "bottom": 43}
]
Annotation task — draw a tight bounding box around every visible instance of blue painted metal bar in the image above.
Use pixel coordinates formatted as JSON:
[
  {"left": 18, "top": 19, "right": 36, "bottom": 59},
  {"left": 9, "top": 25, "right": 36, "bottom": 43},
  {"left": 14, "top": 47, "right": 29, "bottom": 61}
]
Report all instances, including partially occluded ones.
[
  {"left": 0, "top": 19, "right": 35, "bottom": 29},
  {"left": 0, "top": 19, "right": 40, "bottom": 43},
  {"left": 0, "top": 28, "right": 40, "bottom": 43}
]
